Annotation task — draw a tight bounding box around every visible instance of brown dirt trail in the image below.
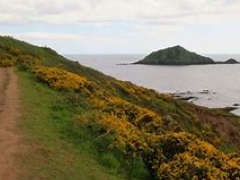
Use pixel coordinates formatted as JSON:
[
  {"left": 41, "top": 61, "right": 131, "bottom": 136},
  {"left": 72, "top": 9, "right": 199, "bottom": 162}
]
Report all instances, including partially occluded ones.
[{"left": 0, "top": 67, "right": 21, "bottom": 180}]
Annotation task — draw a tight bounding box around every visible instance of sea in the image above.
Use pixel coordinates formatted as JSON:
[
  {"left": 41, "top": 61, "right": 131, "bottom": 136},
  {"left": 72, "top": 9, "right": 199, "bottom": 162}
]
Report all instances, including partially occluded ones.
[{"left": 65, "top": 54, "right": 240, "bottom": 116}]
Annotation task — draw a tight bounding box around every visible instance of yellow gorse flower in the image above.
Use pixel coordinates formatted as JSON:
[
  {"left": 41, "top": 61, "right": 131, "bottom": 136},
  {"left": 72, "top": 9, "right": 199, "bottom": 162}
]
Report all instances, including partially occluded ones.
[{"left": 34, "top": 66, "right": 87, "bottom": 91}]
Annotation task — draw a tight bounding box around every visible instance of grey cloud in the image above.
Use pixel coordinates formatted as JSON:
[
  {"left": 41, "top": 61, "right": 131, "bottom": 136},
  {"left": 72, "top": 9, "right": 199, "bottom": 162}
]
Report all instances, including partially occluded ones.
[{"left": 0, "top": 0, "right": 239, "bottom": 25}]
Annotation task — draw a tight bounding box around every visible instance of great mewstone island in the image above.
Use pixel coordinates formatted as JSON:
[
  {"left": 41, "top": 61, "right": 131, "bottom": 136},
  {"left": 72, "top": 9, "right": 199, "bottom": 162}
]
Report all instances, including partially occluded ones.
[{"left": 134, "top": 45, "right": 239, "bottom": 65}]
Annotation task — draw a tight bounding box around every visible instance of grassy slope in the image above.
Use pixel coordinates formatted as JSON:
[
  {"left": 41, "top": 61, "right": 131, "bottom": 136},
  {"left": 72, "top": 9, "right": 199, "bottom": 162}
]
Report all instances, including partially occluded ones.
[
  {"left": 18, "top": 70, "right": 131, "bottom": 180},
  {"left": 1, "top": 36, "right": 240, "bottom": 179}
]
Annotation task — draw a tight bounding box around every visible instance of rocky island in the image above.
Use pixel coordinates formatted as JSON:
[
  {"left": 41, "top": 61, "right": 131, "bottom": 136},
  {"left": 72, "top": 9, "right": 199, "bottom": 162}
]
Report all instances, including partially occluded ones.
[
  {"left": 220, "top": 58, "right": 239, "bottom": 64},
  {"left": 134, "top": 45, "right": 239, "bottom": 65}
]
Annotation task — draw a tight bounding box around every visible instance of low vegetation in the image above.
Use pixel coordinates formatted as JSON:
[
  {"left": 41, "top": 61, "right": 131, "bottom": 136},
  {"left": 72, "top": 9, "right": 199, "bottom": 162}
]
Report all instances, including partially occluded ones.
[{"left": 1, "top": 36, "right": 240, "bottom": 179}]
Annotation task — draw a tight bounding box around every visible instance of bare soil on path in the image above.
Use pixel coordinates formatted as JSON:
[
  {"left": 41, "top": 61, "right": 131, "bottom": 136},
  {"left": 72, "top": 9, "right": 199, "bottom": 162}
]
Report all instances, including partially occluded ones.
[{"left": 0, "top": 67, "right": 21, "bottom": 180}]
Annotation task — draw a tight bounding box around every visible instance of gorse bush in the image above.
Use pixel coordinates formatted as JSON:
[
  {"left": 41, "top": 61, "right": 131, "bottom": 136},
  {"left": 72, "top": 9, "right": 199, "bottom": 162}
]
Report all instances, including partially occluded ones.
[
  {"left": 150, "top": 133, "right": 240, "bottom": 180},
  {"left": 34, "top": 66, "right": 87, "bottom": 91},
  {"left": 95, "top": 111, "right": 240, "bottom": 179},
  {"left": 0, "top": 58, "right": 15, "bottom": 67},
  {"left": 0, "top": 52, "right": 16, "bottom": 67},
  {"left": 17, "top": 55, "right": 43, "bottom": 71},
  {"left": 81, "top": 93, "right": 240, "bottom": 179}
]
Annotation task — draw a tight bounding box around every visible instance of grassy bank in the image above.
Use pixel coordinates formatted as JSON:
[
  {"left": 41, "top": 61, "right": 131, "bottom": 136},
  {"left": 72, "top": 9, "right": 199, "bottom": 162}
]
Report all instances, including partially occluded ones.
[
  {"left": 17, "top": 70, "right": 144, "bottom": 180},
  {"left": 1, "top": 36, "right": 240, "bottom": 179}
]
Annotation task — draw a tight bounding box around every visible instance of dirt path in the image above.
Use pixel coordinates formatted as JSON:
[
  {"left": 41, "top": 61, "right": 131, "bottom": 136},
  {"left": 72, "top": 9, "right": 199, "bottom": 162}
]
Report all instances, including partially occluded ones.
[{"left": 0, "top": 67, "right": 21, "bottom": 180}]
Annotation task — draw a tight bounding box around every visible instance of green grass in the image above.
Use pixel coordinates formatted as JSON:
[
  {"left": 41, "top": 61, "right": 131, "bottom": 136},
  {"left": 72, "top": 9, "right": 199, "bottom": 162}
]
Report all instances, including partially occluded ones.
[{"left": 17, "top": 70, "right": 137, "bottom": 180}]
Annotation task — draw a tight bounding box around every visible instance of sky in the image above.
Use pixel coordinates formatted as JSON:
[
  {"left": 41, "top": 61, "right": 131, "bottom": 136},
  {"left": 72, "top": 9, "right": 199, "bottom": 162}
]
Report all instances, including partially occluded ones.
[{"left": 0, "top": 0, "right": 240, "bottom": 54}]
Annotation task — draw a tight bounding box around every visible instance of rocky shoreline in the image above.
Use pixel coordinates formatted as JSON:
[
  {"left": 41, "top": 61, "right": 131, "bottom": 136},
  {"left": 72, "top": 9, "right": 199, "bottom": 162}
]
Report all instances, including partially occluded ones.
[{"left": 172, "top": 89, "right": 240, "bottom": 113}]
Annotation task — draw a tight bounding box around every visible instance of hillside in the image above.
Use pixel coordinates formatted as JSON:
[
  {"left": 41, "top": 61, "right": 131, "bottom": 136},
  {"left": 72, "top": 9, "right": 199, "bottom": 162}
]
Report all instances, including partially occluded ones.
[
  {"left": 1, "top": 36, "right": 240, "bottom": 179},
  {"left": 135, "top": 45, "right": 239, "bottom": 65}
]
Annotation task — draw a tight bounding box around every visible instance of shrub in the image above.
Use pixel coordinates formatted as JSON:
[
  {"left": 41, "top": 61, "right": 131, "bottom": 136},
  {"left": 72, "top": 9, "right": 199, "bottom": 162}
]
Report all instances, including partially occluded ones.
[{"left": 34, "top": 66, "right": 87, "bottom": 91}]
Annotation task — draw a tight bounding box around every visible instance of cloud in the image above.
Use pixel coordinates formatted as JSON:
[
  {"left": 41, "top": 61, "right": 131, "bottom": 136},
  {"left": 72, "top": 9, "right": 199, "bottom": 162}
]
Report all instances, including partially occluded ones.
[
  {"left": 0, "top": 0, "right": 239, "bottom": 25},
  {"left": 5, "top": 31, "right": 107, "bottom": 42},
  {"left": 1, "top": 0, "right": 240, "bottom": 54}
]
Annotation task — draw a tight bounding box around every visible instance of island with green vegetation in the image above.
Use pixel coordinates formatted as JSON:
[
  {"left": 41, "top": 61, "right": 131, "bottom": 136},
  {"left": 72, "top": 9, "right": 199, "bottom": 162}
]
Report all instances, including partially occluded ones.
[
  {"left": 1, "top": 36, "right": 240, "bottom": 179},
  {"left": 220, "top": 58, "right": 239, "bottom": 64},
  {"left": 134, "top": 45, "right": 239, "bottom": 65}
]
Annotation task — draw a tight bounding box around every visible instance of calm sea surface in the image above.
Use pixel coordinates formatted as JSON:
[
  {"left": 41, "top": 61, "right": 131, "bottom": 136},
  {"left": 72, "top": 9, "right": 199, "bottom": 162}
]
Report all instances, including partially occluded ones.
[{"left": 65, "top": 54, "right": 240, "bottom": 116}]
